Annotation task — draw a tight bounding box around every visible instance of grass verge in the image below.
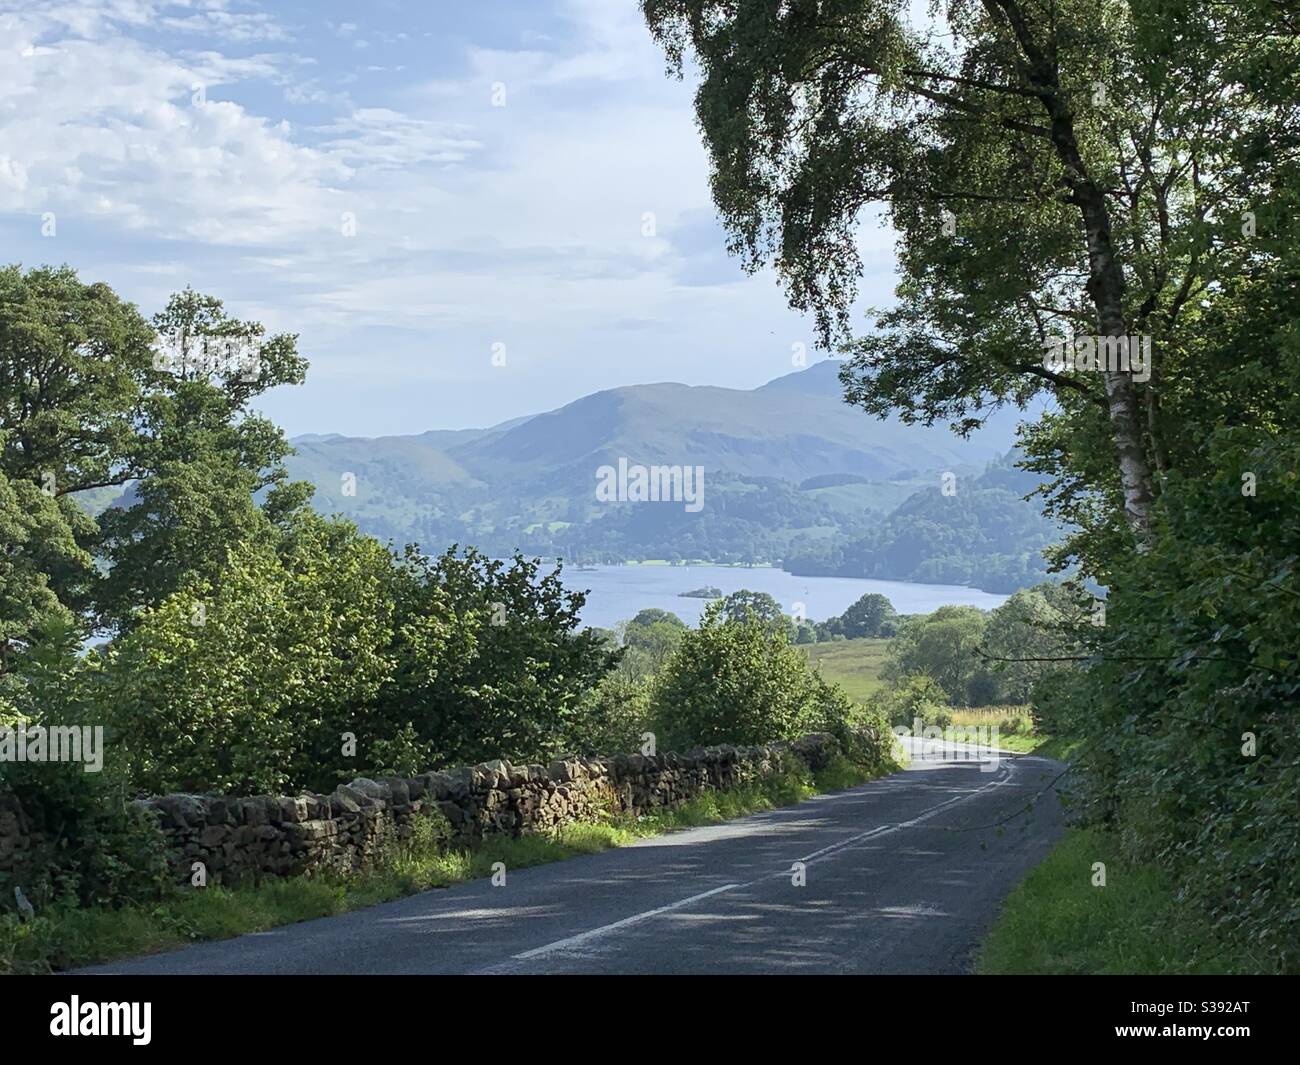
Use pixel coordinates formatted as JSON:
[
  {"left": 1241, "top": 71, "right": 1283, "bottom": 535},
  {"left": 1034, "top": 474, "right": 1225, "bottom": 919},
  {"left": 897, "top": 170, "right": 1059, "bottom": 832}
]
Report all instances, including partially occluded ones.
[
  {"left": 1030, "top": 735, "right": 1082, "bottom": 761},
  {"left": 939, "top": 707, "right": 1047, "bottom": 753},
  {"left": 977, "top": 826, "right": 1265, "bottom": 974},
  {"left": 0, "top": 752, "right": 889, "bottom": 975},
  {"left": 941, "top": 727, "right": 1047, "bottom": 753}
]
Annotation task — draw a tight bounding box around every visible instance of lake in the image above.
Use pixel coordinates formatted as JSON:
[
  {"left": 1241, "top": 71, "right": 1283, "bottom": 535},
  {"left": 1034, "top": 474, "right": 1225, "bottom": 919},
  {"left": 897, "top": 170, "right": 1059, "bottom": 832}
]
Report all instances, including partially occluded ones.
[{"left": 558, "top": 564, "right": 1008, "bottom": 630}]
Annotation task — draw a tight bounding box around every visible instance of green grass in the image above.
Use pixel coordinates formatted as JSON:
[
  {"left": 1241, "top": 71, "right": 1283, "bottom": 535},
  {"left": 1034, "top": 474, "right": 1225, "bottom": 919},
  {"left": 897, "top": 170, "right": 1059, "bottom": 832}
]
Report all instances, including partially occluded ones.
[
  {"left": 1031, "top": 735, "right": 1083, "bottom": 761},
  {"left": 978, "top": 827, "right": 1265, "bottom": 974},
  {"left": 945, "top": 730, "right": 1046, "bottom": 753},
  {"left": 803, "top": 637, "right": 891, "bottom": 703},
  {"left": 944, "top": 706, "right": 1032, "bottom": 728},
  {"left": 940, "top": 706, "right": 1043, "bottom": 751},
  {"left": 939, "top": 709, "right": 1054, "bottom": 753},
  {"left": 0, "top": 753, "right": 890, "bottom": 975}
]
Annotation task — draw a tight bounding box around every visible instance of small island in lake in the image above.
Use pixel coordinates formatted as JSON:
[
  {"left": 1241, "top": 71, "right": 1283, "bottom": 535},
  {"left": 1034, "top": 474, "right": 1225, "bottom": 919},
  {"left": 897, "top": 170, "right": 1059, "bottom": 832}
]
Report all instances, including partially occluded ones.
[{"left": 678, "top": 585, "right": 723, "bottom": 599}]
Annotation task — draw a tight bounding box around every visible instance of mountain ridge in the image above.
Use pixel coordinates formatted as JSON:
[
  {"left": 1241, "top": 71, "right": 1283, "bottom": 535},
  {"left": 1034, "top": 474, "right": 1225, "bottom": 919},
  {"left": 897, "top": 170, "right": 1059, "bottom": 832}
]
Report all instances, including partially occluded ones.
[
  {"left": 288, "top": 360, "right": 1025, "bottom": 490},
  {"left": 272, "top": 361, "right": 1055, "bottom": 592}
]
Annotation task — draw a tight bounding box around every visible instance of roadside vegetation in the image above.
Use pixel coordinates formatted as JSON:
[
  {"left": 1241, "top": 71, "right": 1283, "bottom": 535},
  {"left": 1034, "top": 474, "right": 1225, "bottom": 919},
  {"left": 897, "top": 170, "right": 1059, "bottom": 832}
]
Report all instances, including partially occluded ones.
[
  {"left": 0, "top": 748, "right": 891, "bottom": 975},
  {"left": 642, "top": 0, "right": 1299, "bottom": 973},
  {"left": 979, "top": 828, "right": 1266, "bottom": 975}
]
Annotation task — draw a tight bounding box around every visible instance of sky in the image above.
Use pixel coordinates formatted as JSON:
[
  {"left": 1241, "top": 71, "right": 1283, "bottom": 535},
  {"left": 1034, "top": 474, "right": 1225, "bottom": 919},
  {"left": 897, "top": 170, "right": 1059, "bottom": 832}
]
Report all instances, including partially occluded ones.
[{"left": 0, "top": 0, "right": 901, "bottom": 437}]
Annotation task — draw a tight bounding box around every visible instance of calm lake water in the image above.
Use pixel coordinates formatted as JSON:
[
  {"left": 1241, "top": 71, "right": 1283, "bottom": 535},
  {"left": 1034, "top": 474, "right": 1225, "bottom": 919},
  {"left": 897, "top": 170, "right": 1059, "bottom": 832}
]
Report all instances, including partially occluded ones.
[{"left": 558, "top": 564, "right": 1007, "bottom": 630}]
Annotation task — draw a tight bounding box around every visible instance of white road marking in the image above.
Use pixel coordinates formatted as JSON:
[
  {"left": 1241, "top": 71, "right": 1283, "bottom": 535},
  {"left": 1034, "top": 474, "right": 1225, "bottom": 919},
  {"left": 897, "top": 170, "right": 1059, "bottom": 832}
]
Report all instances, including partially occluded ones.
[
  {"left": 512, "top": 759, "right": 1023, "bottom": 962},
  {"left": 512, "top": 883, "right": 741, "bottom": 959},
  {"left": 796, "top": 763, "right": 1014, "bottom": 865}
]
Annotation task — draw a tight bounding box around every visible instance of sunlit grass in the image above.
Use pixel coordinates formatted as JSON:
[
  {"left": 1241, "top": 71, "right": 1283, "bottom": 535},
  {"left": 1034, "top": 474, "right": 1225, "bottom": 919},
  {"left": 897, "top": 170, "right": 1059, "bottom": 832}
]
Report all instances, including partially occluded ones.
[
  {"left": 918, "top": 706, "right": 1050, "bottom": 752},
  {"left": 945, "top": 705, "right": 1032, "bottom": 728},
  {"left": 802, "top": 638, "right": 891, "bottom": 703},
  {"left": 978, "top": 827, "right": 1266, "bottom": 974}
]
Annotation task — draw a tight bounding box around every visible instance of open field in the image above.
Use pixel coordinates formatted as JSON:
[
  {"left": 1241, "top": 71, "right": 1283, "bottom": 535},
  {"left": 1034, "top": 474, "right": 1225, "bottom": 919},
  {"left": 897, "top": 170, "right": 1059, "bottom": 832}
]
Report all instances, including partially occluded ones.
[
  {"left": 803, "top": 643, "right": 1052, "bottom": 753},
  {"left": 802, "top": 637, "right": 891, "bottom": 703}
]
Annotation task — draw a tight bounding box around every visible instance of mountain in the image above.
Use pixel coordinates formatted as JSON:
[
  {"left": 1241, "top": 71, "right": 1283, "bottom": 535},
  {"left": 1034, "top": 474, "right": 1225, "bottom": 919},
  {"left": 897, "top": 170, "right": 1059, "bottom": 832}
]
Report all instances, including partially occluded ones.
[
  {"left": 276, "top": 360, "right": 1053, "bottom": 591},
  {"left": 289, "top": 359, "right": 1020, "bottom": 498},
  {"left": 784, "top": 453, "right": 1058, "bottom": 593}
]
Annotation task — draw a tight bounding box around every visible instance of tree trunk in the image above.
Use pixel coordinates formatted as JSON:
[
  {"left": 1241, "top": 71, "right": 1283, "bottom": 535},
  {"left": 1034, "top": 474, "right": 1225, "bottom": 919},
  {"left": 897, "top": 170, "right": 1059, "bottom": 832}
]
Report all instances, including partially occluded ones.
[
  {"left": 1083, "top": 205, "right": 1156, "bottom": 542},
  {"left": 1033, "top": 69, "right": 1156, "bottom": 542},
  {"left": 987, "top": 0, "right": 1158, "bottom": 543}
]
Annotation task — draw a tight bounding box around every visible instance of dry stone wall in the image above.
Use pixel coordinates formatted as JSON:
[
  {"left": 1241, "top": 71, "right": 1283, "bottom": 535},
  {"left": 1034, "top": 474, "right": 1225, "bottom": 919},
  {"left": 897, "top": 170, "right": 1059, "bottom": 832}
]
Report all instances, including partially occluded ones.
[{"left": 1, "top": 734, "right": 840, "bottom": 887}]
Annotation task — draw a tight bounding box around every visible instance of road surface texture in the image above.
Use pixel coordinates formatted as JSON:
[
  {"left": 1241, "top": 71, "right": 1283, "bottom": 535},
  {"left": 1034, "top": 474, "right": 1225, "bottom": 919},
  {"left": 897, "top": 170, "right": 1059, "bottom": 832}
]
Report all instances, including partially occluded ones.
[{"left": 80, "top": 739, "right": 1065, "bottom": 975}]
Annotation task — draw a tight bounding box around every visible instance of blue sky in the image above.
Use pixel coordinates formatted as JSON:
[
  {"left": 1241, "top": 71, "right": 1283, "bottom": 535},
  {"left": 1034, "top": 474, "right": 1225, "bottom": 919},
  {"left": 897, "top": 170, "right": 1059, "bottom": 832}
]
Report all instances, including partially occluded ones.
[{"left": 0, "top": 0, "right": 900, "bottom": 437}]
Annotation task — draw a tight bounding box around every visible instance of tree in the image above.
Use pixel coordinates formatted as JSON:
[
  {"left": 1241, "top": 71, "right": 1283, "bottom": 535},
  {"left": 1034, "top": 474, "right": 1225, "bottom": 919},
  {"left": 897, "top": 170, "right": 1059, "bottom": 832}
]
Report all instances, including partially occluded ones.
[
  {"left": 94, "top": 288, "right": 312, "bottom": 631},
  {"left": 642, "top": 0, "right": 1296, "bottom": 545},
  {"left": 839, "top": 593, "right": 898, "bottom": 638},
  {"left": 0, "top": 265, "right": 156, "bottom": 500},
  {"left": 616, "top": 609, "right": 688, "bottom": 680},
  {"left": 0, "top": 460, "right": 92, "bottom": 674},
  {"left": 628, "top": 608, "right": 687, "bottom": 629},
  {"left": 718, "top": 589, "right": 787, "bottom": 628},
  {"left": 980, "top": 582, "right": 1081, "bottom": 703},
  {"left": 884, "top": 605, "right": 994, "bottom": 707},
  {"left": 0, "top": 268, "right": 314, "bottom": 633},
  {"left": 650, "top": 601, "right": 825, "bottom": 747}
]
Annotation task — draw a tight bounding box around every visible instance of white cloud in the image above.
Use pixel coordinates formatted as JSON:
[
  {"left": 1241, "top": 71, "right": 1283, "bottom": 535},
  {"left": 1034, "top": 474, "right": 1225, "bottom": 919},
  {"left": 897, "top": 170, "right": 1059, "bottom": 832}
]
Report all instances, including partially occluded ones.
[
  {"left": 317, "top": 109, "right": 480, "bottom": 169},
  {"left": 160, "top": 9, "right": 287, "bottom": 42},
  {"left": 0, "top": 0, "right": 899, "bottom": 434},
  {"left": 0, "top": 6, "right": 351, "bottom": 242}
]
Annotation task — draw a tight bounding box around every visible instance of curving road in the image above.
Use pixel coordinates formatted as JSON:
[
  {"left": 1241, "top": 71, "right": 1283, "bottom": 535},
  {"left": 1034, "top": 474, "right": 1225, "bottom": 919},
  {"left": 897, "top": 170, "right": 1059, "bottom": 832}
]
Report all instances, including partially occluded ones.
[{"left": 79, "top": 739, "right": 1066, "bottom": 975}]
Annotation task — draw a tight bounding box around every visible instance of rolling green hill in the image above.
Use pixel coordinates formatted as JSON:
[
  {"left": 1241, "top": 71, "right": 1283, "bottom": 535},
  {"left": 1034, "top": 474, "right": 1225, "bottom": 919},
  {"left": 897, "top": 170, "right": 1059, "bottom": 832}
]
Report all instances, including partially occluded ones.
[
  {"left": 287, "top": 361, "right": 1020, "bottom": 493},
  {"left": 784, "top": 455, "right": 1058, "bottom": 592},
  {"left": 272, "top": 362, "right": 1053, "bottom": 586}
]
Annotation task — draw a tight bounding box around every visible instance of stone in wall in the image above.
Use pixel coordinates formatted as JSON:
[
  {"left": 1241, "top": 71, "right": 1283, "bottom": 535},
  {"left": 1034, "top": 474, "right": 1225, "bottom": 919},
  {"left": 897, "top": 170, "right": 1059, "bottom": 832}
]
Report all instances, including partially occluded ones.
[{"left": 0, "top": 733, "right": 842, "bottom": 890}]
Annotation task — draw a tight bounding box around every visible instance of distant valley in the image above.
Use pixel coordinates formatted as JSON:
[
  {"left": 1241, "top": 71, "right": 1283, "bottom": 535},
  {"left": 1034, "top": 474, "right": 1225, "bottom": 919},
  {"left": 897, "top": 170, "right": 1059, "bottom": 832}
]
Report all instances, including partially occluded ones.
[{"left": 282, "top": 361, "right": 1057, "bottom": 594}]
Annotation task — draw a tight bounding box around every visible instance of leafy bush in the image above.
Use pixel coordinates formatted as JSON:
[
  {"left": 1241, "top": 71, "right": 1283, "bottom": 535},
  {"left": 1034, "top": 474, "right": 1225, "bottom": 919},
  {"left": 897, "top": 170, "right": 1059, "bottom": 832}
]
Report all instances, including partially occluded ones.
[
  {"left": 0, "top": 632, "right": 170, "bottom": 914},
  {"left": 98, "top": 526, "right": 620, "bottom": 794},
  {"left": 368, "top": 724, "right": 438, "bottom": 780},
  {"left": 0, "top": 763, "right": 170, "bottom": 915},
  {"left": 1040, "top": 427, "right": 1300, "bottom": 971},
  {"left": 880, "top": 673, "right": 951, "bottom": 728},
  {"left": 804, "top": 676, "right": 898, "bottom": 769},
  {"left": 99, "top": 513, "right": 402, "bottom": 794},
  {"left": 570, "top": 674, "right": 652, "bottom": 756},
  {"left": 392, "top": 546, "right": 620, "bottom": 767},
  {"left": 648, "top": 603, "right": 825, "bottom": 748}
]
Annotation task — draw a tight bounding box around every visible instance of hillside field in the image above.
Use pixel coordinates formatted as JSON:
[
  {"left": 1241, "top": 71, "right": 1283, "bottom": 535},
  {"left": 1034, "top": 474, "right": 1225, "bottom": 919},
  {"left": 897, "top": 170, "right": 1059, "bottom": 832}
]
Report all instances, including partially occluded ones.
[{"left": 802, "top": 638, "right": 891, "bottom": 704}]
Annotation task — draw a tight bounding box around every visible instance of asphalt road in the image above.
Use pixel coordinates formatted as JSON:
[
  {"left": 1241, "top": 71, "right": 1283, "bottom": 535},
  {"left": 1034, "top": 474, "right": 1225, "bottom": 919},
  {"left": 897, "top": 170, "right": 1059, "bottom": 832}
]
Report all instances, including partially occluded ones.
[{"left": 79, "top": 739, "right": 1066, "bottom": 975}]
